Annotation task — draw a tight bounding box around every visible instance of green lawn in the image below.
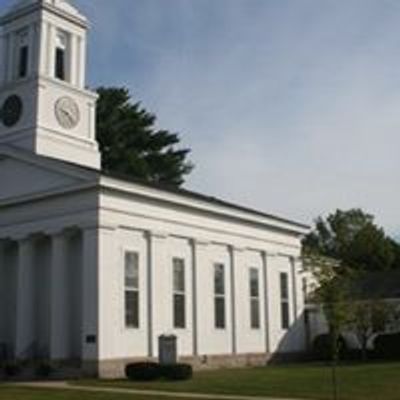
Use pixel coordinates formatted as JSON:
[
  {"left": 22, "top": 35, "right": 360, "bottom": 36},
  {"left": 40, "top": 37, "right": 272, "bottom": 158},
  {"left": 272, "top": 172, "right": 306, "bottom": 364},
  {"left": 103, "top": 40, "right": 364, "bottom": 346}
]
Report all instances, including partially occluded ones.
[
  {"left": 0, "top": 386, "right": 218, "bottom": 400},
  {"left": 76, "top": 362, "right": 400, "bottom": 400}
]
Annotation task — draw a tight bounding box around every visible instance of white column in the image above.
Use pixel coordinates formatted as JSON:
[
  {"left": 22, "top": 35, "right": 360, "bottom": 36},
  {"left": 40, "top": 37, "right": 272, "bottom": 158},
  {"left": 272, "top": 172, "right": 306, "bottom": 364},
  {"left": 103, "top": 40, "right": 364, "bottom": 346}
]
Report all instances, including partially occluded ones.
[
  {"left": 146, "top": 230, "right": 168, "bottom": 358},
  {"left": 49, "top": 231, "right": 69, "bottom": 360},
  {"left": 78, "top": 34, "right": 86, "bottom": 88},
  {"left": 291, "top": 256, "right": 306, "bottom": 351},
  {"left": 291, "top": 257, "right": 300, "bottom": 321},
  {"left": 15, "top": 237, "right": 36, "bottom": 359},
  {"left": 262, "top": 251, "right": 270, "bottom": 353},
  {"left": 81, "top": 225, "right": 117, "bottom": 367},
  {"left": 191, "top": 239, "right": 208, "bottom": 357},
  {"left": 97, "top": 225, "right": 117, "bottom": 362},
  {"left": 192, "top": 238, "right": 209, "bottom": 356},
  {"left": 47, "top": 23, "right": 55, "bottom": 77},
  {"left": 229, "top": 246, "right": 242, "bottom": 355},
  {"left": 69, "top": 33, "right": 78, "bottom": 85},
  {"left": 38, "top": 21, "right": 49, "bottom": 76},
  {"left": 146, "top": 232, "right": 154, "bottom": 358}
]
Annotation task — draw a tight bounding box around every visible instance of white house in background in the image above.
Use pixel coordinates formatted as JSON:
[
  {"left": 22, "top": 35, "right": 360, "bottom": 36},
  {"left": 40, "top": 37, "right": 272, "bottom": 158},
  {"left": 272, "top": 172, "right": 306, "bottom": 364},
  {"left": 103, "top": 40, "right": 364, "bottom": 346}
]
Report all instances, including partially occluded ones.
[
  {"left": 302, "top": 268, "right": 400, "bottom": 351},
  {"left": 0, "top": 0, "right": 309, "bottom": 378}
]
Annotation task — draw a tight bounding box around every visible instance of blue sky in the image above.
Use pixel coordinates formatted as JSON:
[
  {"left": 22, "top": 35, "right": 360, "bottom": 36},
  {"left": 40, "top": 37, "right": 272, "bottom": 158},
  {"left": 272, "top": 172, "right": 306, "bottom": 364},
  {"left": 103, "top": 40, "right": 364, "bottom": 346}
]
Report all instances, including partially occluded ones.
[{"left": 1, "top": 0, "right": 400, "bottom": 236}]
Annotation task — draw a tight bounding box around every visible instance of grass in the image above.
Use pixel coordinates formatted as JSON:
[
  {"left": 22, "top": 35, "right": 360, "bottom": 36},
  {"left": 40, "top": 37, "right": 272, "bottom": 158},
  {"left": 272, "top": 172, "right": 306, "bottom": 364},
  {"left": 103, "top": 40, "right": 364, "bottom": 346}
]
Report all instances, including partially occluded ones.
[
  {"left": 0, "top": 386, "right": 221, "bottom": 400},
  {"left": 76, "top": 362, "right": 400, "bottom": 400}
]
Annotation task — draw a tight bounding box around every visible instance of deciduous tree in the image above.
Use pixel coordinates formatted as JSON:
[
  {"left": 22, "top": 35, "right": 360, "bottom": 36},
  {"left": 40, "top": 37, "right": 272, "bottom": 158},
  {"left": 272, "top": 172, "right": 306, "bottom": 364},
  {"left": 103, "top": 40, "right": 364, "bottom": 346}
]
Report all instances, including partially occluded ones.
[
  {"left": 346, "top": 299, "right": 399, "bottom": 361},
  {"left": 304, "top": 209, "right": 398, "bottom": 272}
]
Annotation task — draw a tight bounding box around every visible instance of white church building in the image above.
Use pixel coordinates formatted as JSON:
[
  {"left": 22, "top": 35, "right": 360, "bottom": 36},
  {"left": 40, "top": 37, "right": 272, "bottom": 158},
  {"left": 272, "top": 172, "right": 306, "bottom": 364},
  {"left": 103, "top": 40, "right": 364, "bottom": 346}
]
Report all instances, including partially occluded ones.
[{"left": 0, "top": 0, "right": 309, "bottom": 377}]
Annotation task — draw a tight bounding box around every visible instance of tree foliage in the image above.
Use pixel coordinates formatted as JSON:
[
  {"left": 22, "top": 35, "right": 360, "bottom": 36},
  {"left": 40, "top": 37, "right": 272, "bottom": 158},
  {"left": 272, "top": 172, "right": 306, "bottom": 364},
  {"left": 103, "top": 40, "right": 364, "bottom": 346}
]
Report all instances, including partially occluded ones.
[
  {"left": 304, "top": 254, "right": 353, "bottom": 400},
  {"left": 96, "top": 87, "right": 194, "bottom": 187},
  {"left": 304, "top": 209, "right": 399, "bottom": 272},
  {"left": 304, "top": 251, "right": 400, "bottom": 363},
  {"left": 304, "top": 254, "right": 353, "bottom": 358},
  {"left": 346, "top": 299, "right": 399, "bottom": 361}
]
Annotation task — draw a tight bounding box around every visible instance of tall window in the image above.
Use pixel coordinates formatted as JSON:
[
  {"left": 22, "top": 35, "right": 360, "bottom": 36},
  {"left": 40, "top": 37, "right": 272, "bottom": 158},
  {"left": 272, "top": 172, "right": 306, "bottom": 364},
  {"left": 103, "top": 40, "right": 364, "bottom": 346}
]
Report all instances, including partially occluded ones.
[
  {"left": 214, "top": 263, "right": 226, "bottom": 329},
  {"left": 280, "top": 272, "right": 290, "bottom": 330},
  {"left": 249, "top": 268, "right": 260, "bottom": 329},
  {"left": 173, "top": 258, "right": 186, "bottom": 329},
  {"left": 17, "top": 31, "right": 29, "bottom": 78},
  {"left": 125, "top": 251, "right": 139, "bottom": 328},
  {"left": 55, "top": 31, "right": 69, "bottom": 81}
]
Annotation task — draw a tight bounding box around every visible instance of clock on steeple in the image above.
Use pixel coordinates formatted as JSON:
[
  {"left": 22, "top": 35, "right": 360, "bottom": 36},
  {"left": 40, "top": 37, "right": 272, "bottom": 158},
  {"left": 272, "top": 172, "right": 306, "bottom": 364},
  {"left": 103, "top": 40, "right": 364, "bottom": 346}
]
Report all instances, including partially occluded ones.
[{"left": 0, "top": 0, "right": 101, "bottom": 170}]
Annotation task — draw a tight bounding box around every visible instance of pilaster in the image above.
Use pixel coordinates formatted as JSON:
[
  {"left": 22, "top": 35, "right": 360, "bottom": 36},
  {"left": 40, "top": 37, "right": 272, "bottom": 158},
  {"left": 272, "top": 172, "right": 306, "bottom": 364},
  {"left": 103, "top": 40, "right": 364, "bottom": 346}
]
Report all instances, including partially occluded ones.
[
  {"left": 39, "top": 21, "right": 49, "bottom": 75},
  {"left": 97, "top": 224, "right": 117, "bottom": 361},
  {"left": 146, "top": 230, "right": 168, "bottom": 358},
  {"left": 191, "top": 238, "right": 209, "bottom": 356},
  {"left": 81, "top": 224, "right": 117, "bottom": 366},
  {"left": 192, "top": 238, "right": 210, "bottom": 355},
  {"left": 229, "top": 245, "right": 246, "bottom": 355},
  {"left": 69, "top": 33, "right": 78, "bottom": 85},
  {"left": 47, "top": 23, "right": 56, "bottom": 77},
  {"left": 291, "top": 256, "right": 304, "bottom": 321},
  {"left": 78, "top": 34, "right": 86, "bottom": 88},
  {"left": 261, "top": 251, "right": 270, "bottom": 353}
]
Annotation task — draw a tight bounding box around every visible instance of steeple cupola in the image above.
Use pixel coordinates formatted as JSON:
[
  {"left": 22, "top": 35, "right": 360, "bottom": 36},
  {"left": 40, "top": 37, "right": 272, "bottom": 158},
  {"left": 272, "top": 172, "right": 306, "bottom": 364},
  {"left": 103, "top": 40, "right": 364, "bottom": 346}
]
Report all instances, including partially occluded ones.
[{"left": 0, "top": 0, "right": 101, "bottom": 169}]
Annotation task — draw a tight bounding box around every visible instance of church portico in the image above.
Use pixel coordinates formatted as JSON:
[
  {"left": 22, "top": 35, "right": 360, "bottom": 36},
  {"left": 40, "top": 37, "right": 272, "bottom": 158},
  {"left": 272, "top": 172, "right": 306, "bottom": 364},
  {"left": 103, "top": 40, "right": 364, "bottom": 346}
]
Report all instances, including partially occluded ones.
[{"left": 0, "top": 226, "right": 89, "bottom": 363}]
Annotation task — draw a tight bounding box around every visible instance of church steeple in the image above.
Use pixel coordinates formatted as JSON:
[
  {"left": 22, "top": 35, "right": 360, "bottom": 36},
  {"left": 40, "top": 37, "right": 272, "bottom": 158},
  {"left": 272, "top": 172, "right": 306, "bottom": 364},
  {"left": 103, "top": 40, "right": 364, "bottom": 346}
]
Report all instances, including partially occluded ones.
[{"left": 0, "top": 0, "right": 101, "bottom": 169}]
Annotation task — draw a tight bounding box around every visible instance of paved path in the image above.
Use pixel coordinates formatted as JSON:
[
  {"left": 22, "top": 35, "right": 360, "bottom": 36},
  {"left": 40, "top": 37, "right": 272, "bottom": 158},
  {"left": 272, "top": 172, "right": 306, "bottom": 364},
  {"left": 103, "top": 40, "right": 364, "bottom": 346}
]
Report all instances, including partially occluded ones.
[{"left": 15, "top": 381, "right": 306, "bottom": 400}]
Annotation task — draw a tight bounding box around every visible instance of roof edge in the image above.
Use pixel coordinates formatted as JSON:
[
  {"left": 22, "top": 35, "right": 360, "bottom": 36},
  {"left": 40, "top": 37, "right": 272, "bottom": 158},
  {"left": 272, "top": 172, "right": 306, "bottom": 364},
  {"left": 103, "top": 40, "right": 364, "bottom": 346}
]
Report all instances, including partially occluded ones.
[{"left": 100, "top": 171, "right": 310, "bottom": 234}]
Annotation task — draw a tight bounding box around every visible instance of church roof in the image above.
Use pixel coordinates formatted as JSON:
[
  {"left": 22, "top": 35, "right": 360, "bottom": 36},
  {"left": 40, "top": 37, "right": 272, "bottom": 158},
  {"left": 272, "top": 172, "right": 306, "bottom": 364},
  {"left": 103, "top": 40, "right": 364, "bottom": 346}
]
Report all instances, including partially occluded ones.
[
  {"left": 5, "top": 142, "right": 308, "bottom": 233},
  {"left": 20, "top": 143, "right": 309, "bottom": 233},
  {"left": 0, "top": 144, "right": 308, "bottom": 237},
  {"left": 11, "top": 0, "right": 80, "bottom": 15},
  {"left": 101, "top": 169, "right": 310, "bottom": 232},
  {"left": 2, "top": 0, "right": 87, "bottom": 26}
]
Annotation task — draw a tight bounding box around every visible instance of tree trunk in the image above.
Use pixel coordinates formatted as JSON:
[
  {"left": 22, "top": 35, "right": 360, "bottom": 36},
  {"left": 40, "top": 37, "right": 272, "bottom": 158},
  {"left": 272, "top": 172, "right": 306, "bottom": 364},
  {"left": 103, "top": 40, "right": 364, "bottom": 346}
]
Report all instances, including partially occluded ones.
[
  {"left": 361, "top": 336, "right": 368, "bottom": 361},
  {"left": 330, "top": 327, "right": 339, "bottom": 400}
]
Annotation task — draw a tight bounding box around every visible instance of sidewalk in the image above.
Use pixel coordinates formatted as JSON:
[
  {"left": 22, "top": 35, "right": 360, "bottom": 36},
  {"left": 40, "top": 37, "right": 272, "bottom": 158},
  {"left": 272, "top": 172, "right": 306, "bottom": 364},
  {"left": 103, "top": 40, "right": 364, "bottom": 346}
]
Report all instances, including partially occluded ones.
[{"left": 16, "top": 381, "right": 306, "bottom": 400}]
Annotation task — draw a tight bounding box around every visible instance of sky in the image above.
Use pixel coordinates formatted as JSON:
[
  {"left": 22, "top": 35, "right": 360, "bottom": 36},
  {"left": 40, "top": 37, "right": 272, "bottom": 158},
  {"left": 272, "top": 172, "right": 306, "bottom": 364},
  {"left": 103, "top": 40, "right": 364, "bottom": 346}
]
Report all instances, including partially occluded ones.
[{"left": 1, "top": 0, "right": 400, "bottom": 237}]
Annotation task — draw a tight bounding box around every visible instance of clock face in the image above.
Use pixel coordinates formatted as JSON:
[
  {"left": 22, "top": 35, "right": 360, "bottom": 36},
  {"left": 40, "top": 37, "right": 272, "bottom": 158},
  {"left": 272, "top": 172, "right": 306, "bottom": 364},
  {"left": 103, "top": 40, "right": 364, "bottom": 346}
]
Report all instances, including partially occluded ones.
[
  {"left": 1, "top": 95, "right": 23, "bottom": 127},
  {"left": 55, "top": 97, "right": 80, "bottom": 130}
]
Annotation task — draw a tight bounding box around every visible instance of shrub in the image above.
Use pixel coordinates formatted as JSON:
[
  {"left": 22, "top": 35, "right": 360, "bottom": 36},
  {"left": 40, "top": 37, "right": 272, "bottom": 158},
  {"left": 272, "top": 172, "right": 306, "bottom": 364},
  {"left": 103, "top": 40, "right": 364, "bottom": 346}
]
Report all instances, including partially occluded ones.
[
  {"left": 312, "top": 334, "right": 348, "bottom": 360},
  {"left": 125, "top": 362, "right": 162, "bottom": 381},
  {"left": 161, "top": 363, "right": 193, "bottom": 381},
  {"left": 374, "top": 332, "right": 400, "bottom": 360},
  {"left": 35, "top": 362, "right": 54, "bottom": 378},
  {"left": 3, "top": 362, "right": 22, "bottom": 378}
]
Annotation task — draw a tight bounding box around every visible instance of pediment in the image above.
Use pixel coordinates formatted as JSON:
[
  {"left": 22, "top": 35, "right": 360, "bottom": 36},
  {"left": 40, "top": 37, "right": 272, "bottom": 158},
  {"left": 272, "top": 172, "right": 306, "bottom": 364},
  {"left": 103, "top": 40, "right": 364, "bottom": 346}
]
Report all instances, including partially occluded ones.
[{"left": 0, "top": 146, "right": 97, "bottom": 202}]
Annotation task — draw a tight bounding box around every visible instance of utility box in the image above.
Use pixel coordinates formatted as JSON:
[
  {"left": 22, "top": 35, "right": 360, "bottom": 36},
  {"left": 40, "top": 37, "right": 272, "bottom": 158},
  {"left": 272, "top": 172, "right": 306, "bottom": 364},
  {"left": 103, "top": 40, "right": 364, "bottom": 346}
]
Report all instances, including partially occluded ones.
[{"left": 158, "top": 335, "right": 177, "bottom": 365}]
